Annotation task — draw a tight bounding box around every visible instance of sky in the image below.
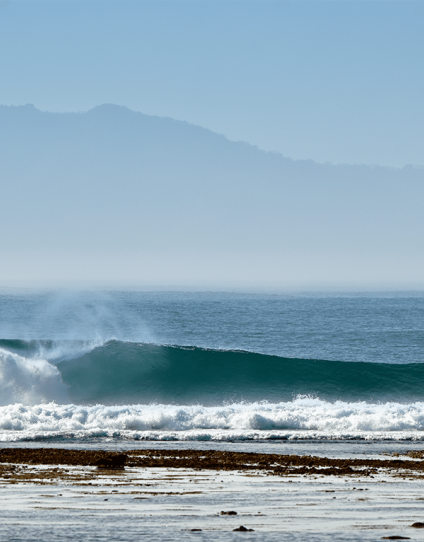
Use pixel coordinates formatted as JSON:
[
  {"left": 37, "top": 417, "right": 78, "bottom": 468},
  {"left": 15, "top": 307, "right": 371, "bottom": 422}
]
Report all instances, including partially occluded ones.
[
  {"left": 0, "top": 0, "right": 423, "bottom": 168},
  {"left": 1, "top": 103, "right": 424, "bottom": 288}
]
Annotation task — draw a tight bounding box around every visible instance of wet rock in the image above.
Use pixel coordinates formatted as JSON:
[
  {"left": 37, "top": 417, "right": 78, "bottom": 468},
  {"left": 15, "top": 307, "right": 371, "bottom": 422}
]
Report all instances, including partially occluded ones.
[
  {"left": 233, "top": 526, "right": 254, "bottom": 532},
  {"left": 381, "top": 537, "right": 410, "bottom": 540},
  {"left": 3, "top": 448, "right": 424, "bottom": 478},
  {"left": 221, "top": 511, "right": 237, "bottom": 515},
  {"left": 95, "top": 454, "right": 128, "bottom": 470}
]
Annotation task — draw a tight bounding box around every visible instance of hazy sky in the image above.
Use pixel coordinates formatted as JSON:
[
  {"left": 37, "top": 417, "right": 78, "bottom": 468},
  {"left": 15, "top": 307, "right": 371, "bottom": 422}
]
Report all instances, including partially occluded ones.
[
  {"left": 0, "top": 0, "right": 423, "bottom": 167},
  {"left": 1, "top": 104, "right": 423, "bottom": 288}
]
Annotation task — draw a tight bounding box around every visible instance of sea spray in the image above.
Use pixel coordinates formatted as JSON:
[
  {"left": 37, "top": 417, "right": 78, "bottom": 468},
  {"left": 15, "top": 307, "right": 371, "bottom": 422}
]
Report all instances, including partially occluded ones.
[{"left": 0, "top": 348, "right": 68, "bottom": 405}]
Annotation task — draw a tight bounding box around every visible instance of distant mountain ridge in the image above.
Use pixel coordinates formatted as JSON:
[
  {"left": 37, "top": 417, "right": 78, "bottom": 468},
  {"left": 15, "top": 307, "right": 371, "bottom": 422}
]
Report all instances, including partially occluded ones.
[
  {"left": 2, "top": 103, "right": 421, "bottom": 171},
  {"left": 0, "top": 104, "right": 423, "bottom": 285}
]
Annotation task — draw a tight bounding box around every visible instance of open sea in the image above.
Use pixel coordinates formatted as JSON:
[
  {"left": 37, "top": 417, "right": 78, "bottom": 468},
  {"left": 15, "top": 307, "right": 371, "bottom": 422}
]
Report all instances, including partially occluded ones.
[{"left": 1, "top": 289, "right": 424, "bottom": 448}]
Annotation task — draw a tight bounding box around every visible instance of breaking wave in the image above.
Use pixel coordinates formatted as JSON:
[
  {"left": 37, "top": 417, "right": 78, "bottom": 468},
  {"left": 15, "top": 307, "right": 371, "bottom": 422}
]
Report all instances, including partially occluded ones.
[
  {"left": 0, "top": 348, "right": 68, "bottom": 405},
  {"left": 1, "top": 339, "right": 424, "bottom": 406},
  {"left": 2, "top": 339, "right": 424, "bottom": 440}
]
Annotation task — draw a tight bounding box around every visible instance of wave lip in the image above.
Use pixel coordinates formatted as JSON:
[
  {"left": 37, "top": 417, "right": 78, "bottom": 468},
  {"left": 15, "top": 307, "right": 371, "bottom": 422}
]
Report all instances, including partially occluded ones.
[{"left": 0, "top": 338, "right": 107, "bottom": 362}]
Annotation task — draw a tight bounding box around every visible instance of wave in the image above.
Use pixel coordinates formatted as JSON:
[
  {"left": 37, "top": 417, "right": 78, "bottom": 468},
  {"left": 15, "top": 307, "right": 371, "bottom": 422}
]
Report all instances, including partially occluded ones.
[
  {"left": 1, "top": 339, "right": 424, "bottom": 406},
  {"left": 2, "top": 398, "right": 424, "bottom": 441},
  {"left": 0, "top": 338, "right": 104, "bottom": 362},
  {"left": 0, "top": 347, "right": 68, "bottom": 405}
]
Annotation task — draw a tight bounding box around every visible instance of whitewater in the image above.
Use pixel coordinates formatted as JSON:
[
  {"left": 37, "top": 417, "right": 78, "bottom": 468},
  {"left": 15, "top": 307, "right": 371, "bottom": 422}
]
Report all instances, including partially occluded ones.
[
  {"left": 1, "top": 290, "right": 424, "bottom": 443},
  {"left": 3, "top": 397, "right": 424, "bottom": 443}
]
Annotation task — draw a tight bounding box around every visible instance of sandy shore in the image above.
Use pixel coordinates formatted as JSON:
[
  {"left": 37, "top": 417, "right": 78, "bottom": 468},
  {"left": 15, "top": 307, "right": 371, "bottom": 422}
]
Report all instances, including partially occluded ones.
[{"left": 2, "top": 448, "right": 424, "bottom": 540}]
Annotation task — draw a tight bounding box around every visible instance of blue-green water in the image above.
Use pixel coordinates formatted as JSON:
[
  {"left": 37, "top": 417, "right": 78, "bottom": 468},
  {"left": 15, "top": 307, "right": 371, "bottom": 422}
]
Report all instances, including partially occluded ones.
[{"left": 1, "top": 290, "right": 424, "bottom": 441}]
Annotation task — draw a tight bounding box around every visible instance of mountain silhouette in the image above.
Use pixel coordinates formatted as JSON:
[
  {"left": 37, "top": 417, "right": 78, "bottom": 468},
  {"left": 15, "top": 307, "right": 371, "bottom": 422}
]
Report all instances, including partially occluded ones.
[{"left": 1, "top": 104, "right": 423, "bottom": 286}]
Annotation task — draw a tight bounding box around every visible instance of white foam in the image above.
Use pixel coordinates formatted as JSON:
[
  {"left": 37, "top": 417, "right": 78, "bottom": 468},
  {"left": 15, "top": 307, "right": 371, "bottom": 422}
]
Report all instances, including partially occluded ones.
[
  {"left": 2, "top": 397, "right": 424, "bottom": 441},
  {"left": 0, "top": 348, "right": 69, "bottom": 406}
]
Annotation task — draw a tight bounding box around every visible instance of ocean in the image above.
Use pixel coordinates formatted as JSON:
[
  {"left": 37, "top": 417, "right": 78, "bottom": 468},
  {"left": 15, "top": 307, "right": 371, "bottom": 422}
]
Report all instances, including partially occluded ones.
[{"left": 1, "top": 289, "right": 424, "bottom": 445}]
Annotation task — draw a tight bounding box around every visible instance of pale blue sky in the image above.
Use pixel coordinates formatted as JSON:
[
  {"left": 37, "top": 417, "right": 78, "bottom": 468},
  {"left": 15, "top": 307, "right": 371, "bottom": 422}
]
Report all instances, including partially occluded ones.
[{"left": 1, "top": 0, "right": 423, "bottom": 167}]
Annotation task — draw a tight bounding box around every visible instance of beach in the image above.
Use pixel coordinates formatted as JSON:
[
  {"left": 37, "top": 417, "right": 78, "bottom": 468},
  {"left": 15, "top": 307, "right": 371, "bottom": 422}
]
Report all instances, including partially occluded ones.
[{"left": 2, "top": 446, "right": 424, "bottom": 541}]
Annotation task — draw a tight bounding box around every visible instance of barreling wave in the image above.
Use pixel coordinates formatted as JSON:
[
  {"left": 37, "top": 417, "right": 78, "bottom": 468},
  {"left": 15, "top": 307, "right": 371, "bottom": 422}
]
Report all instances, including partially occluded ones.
[{"left": 1, "top": 339, "right": 424, "bottom": 406}]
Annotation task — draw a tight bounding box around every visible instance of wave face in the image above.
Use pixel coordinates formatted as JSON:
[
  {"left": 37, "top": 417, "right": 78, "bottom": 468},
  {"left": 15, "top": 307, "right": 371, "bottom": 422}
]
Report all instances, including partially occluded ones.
[
  {"left": 2, "top": 339, "right": 424, "bottom": 440},
  {"left": 1, "top": 339, "right": 424, "bottom": 406},
  {"left": 58, "top": 341, "right": 424, "bottom": 405}
]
